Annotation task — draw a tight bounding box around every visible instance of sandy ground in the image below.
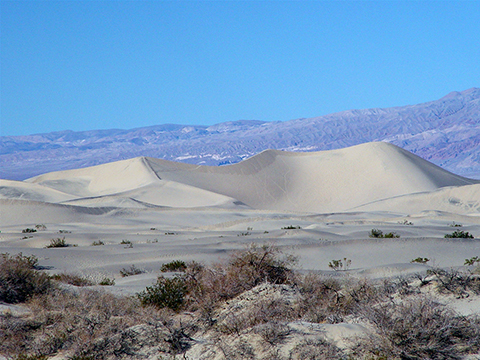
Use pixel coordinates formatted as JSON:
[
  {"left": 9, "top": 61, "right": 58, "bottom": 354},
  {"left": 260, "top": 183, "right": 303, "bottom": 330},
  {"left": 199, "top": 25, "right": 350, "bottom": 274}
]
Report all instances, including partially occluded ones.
[{"left": 1, "top": 142, "right": 480, "bottom": 310}]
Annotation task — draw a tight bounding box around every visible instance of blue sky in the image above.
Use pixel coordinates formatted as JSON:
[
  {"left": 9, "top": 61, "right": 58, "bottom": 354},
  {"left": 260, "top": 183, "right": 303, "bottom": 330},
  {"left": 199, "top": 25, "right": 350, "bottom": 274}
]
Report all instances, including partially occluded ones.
[{"left": 1, "top": 1, "right": 479, "bottom": 136}]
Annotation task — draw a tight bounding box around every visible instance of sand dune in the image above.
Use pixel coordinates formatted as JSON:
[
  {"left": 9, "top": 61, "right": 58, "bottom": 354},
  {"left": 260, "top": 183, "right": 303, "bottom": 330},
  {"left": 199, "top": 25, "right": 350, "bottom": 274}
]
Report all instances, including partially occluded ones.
[
  {"left": 10, "top": 142, "right": 477, "bottom": 213},
  {"left": 145, "top": 142, "right": 477, "bottom": 212}
]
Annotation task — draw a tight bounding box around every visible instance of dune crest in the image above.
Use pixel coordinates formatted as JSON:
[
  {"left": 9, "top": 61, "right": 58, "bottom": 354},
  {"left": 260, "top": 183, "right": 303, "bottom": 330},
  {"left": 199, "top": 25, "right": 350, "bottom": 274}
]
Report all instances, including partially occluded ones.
[{"left": 1, "top": 142, "right": 477, "bottom": 213}]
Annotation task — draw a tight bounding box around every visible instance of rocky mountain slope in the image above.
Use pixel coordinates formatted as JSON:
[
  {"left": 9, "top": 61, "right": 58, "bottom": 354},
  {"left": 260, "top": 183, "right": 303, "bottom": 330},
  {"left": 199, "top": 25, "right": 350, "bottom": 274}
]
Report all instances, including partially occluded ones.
[{"left": 1, "top": 88, "right": 479, "bottom": 180}]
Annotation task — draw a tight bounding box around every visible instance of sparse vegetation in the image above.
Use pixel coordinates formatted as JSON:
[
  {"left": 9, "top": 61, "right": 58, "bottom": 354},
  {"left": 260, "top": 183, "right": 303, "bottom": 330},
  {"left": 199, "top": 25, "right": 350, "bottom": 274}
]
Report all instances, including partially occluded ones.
[
  {"left": 51, "top": 273, "right": 95, "bottom": 286},
  {"left": 21, "top": 228, "right": 36, "bottom": 234},
  {"left": 445, "top": 230, "right": 474, "bottom": 238},
  {"left": 120, "top": 239, "right": 132, "bottom": 245},
  {"left": 369, "top": 228, "right": 399, "bottom": 238},
  {"left": 161, "top": 260, "right": 187, "bottom": 272},
  {"left": 35, "top": 224, "right": 47, "bottom": 231},
  {"left": 450, "top": 221, "right": 463, "bottom": 227},
  {"left": 0, "top": 253, "right": 51, "bottom": 303},
  {"left": 91, "top": 240, "right": 105, "bottom": 246},
  {"left": 281, "top": 225, "right": 301, "bottom": 230},
  {"left": 411, "top": 257, "right": 430, "bottom": 264},
  {"left": 2, "top": 246, "right": 480, "bottom": 359},
  {"left": 98, "top": 277, "right": 115, "bottom": 286},
  {"left": 369, "top": 228, "right": 383, "bottom": 238},
  {"left": 120, "top": 265, "right": 145, "bottom": 277},
  {"left": 45, "top": 237, "right": 69, "bottom": 248},
  {"left": 137, "top": 275, "right": 187, "bottom": 311},
  {"left": 328, "top": 258, "right": 352, "bottom": 271}
]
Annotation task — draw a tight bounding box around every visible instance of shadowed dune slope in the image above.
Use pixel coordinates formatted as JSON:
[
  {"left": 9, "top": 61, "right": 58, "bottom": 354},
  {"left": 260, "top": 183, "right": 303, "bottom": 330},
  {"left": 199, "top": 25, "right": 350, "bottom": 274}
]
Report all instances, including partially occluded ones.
[
  {"left": 146, "top": 142, "right": 477, "bottom": 212},
  {"left": 18, "top": 142, "right": 478, "bottom": 213}
]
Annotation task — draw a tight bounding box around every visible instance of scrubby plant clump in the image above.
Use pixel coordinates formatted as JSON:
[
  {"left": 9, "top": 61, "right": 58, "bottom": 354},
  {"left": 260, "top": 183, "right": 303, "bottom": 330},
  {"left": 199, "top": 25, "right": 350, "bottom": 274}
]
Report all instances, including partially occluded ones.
[
  {"left": 445, "top": 230, "right": 474, "bottom": 239},
  {"left": 161, "top": 260, "right": 187, "bottom": 272},
  {"left": 0, "top": 253, "right": 52, "bottom": 303},
  {"left": 138, "top": 275, "right": 187, "bottom": 311}
]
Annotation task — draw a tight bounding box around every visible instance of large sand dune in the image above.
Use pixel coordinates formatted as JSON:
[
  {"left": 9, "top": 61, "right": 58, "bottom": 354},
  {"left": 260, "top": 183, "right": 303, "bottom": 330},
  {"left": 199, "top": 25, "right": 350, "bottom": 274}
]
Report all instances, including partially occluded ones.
[{"left": 16, "top": 142, "right": 478, "bottom": 213}]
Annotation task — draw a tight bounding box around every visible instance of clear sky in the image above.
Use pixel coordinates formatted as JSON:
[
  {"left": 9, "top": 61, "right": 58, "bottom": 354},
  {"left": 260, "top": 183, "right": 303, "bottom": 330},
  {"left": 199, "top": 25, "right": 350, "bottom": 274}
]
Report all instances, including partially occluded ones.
[{"left": 1, "top": 1, "right": 479, "bottom": 136}]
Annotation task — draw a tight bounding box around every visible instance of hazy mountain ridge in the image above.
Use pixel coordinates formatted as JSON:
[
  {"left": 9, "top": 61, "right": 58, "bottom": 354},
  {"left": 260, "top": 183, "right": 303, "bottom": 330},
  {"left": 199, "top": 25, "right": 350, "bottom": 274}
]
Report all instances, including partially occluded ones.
[{"left": 1, "top": 88, "right": 479, "bottom": 180}]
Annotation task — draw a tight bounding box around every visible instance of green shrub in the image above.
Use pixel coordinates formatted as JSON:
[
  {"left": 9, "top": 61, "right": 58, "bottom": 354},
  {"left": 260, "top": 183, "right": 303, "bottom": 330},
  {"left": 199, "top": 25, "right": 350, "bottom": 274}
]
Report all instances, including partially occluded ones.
[
  {"left": 21, "top": 228, "right": 36, "bottom": 234},
  {"left": 45, "top": 237, "right": 68, "bottom": 248},
  {"left": 161, "top": 260, "right": 187, "bottom": 272},
  {"left": 138, "top": 275, "right": 187, "bottom": 311},
  {"left": 445, "top": 230, "right": 474, "bottom": 239},
  {"left": 383, "top": 232, "right": 400, "bottom": 238},
  {"left": 98, "top": 277, "right": 115, "bottom": 286},
  {"left": 0, "top": 253, "right": 52, "bottom": 303},
  {"left": 411, "top": 257, "right": 429, "bottom": 264},
  {"left": 369, "top": 229, "right": 399, "bottom": 238},
  {"left": 120, "top": 239, "right": 132, "bottom": 245},
  {"left": 91, "top": 240, "right": 105, "bottom": 246},
  {"left": 369, "top": 228, "right": 383, "bottom": 238},
  {"left": 281, "top": 225, "right": 301, "bottom": 230}
]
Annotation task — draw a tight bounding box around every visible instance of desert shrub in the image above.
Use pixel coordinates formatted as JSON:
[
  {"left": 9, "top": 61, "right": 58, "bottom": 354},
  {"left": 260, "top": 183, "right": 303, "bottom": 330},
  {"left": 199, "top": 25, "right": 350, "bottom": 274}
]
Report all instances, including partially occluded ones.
[
  {"left": 138, "top": 275, "right": 187, "bottom": 311},
  {"left": 98, "top": 277, "right": 115, "bottom": 286},
  {"left": 281, "top": 225, "right": 301, "bottom": 229},
  {"left": 289, "top": 338, "right": 344, "bottom": 359},
  {"left": 356, "top": 296, "right": 480, "bottom": 359},
  {"left": 120, "top": 239, "right": 132, "bottom": 244},
  {"left": 254, "top": 321, "right": 291, "bottom": 345},
  {"left": 91, "top": 240, "right": 104, "bottom": 246},
  {"left": 427, "top": 268, "right": 480, "bottom": 296},
  {"left": 383, "top": 232, "right": 400, "bottom": 238},
  {"left": 328, "top": 258, "right": 352, "bottom": 271},
  {"left": 296, "top": 274, "right": 382, "bottom": 324},
  {"left": 0, "top": 287, "right": 170, "bottom": 358},
  {"left": 35, "top": 224, "right": 47, "bottom": 231},
  {"left": 45, "top": 237, "right": 68, "bottom": 248},
  {"left": 411, "top": 257, "right": 429, "bottom": 264},
  {"left": 0, "top": 253, "right": 52, "bottom": 303},
  {"left": 445, "top": 230, "right": 474, "bottom": 239},
  {"left": 119, "top": 265, "right": 145, "bottom": 277},
  {"left": 369, "top": 229, "right": 399, "bottom": 238},
  {"left": 161, "top": 260, "right": 187, "bottom": 272},
  {"left": 22, "top": 228, "right": 36, "bottom": 234},
  {"left": 50, "top": 273, "right": 94, "bottom": 287},
  {"left": 369, "top": 228, "right": 383, "bottom": 238},
  {"left": 450, "top": 222, "right": 463, "bottom": 227}
]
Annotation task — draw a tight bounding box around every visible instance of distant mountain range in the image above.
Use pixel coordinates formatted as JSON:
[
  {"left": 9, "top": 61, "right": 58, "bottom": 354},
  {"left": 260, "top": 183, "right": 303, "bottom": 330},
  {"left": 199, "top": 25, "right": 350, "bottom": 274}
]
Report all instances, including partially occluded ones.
[{"left": 1, "top": 87, "right": 479, "bottom": 180}]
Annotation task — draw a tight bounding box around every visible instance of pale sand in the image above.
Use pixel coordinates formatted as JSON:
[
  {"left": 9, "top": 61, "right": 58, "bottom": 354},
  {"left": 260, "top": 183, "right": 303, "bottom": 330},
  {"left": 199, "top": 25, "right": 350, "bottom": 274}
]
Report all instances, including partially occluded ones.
[{"left": 1, "top": 142, "right": 480, "bottom": 304}]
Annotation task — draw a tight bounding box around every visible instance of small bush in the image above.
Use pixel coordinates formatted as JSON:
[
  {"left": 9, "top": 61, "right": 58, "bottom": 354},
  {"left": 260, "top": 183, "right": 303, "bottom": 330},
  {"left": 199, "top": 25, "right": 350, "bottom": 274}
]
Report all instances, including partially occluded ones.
[
  {"left": 445, "top": 230, "right": 474, "bottom": 239},
  {"left": 281, "top": 225, "right": 301, "bottom": 230},
  {"left": 91, "top": 240, "right": 105, "bottom": 246},
  {"left": 45, "top": 237, "right": 68, "bottom": 248},
  {"left": 328, "top": 258, "right": 351, "bottom": 271},
  {"left": 138, "top": 275, "right": 187, "bottom": 311},
  {"left": 51, "top": 273, "right": 95, "bottom": 287},
  {"left": 357, "top": 297, "right": 480, "bottom": 359},
  {"left": 119, "top": 265, "right": 145, "bottom": 277},
  {"left": 383, "top": 232, "right": 400, "bottom": 238},
  {"left": 35, "top": 224, "right": 47, "bottom": 231},
  {"left": 21, "top": 228, "right": 36, "bottom": 234},
  {"left": 427, "top": 268, "right": 480, "bottom": 296},
  {"left": 120, "top": 239, "right": 132, "bottom": 245},
  {"left": 369, "top": 228, "right": 383, "bottom": 238},
  {"left": 411, "top": 257, "right": 429, "bottom": 264},
  {"left": 161, "top": 260, "right": 187, "bottom": 272},
  {"left": 450, "top": 222, "right": 463, "bottom": 227},
  {"left": 0, "top": 253, "right": 52, "bottom": 303},
  {"left": 98, "top": 277, "right": 115, "bottom": 286}
]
